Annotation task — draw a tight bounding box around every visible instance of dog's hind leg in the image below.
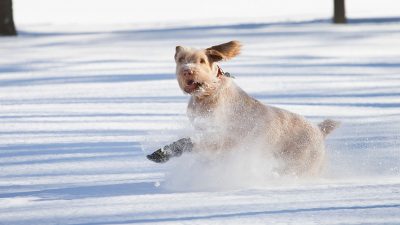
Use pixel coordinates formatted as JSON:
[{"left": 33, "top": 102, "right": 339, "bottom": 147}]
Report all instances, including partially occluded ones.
[{"left": 275, "top": 133, "right": 325, "bottom": 177}]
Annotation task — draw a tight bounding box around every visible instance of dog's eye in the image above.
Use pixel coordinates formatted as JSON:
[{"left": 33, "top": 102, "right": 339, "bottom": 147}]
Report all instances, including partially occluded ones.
[
  {"left": 200, "top": 58, "right": 206, "bottom": 64},
  {"left": 178, "top": 57, "right": 184, "bottom": 63}
]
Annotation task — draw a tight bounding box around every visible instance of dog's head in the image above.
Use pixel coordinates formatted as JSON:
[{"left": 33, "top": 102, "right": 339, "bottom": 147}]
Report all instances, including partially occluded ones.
[{"left": 174, "top": 41, "right": 241, "bottom": 97}]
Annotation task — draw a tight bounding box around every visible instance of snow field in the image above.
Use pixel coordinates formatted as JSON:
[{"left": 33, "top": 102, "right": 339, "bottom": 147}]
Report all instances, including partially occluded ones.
[{"left": 1, "top": 18, "right": 400, "bottom": 224}]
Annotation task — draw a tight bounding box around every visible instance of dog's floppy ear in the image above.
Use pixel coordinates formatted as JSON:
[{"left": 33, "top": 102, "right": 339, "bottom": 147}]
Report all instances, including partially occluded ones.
[
  {"left": 206, "top": 41, "right": 241, "bottom": 62},
  {"left": 175, "top": 46, "right": 184, "bottom": 60}
]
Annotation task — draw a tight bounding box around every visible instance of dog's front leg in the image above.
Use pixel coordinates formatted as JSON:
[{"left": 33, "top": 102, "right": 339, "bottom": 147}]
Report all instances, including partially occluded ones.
[{"left": 146, "top": 138, "right": 193, "bottom": 163}]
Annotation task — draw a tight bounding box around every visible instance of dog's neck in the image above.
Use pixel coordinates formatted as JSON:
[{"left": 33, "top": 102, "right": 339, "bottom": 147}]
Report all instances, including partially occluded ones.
[{"left": 216, "top": 65, "right": 234, "bottom": 79}]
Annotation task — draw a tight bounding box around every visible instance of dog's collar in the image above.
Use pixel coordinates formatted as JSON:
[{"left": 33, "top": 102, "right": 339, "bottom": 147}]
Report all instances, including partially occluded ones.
[{"left": 217, "top": 65, "right": 234, "bottom": 79}]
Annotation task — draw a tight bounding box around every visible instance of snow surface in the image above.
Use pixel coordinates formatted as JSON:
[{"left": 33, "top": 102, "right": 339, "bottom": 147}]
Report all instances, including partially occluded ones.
[{"left": 1, "top": 17, "right": 400, "bottom": 224}]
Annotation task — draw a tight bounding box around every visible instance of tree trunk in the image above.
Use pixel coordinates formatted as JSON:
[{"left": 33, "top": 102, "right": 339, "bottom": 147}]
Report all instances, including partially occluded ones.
[
  {"left": 333, "top": 0, "right": 347, "bottom": 24},
  {"left": 0, "top": 0, "right": 17, "bottom": 36}
]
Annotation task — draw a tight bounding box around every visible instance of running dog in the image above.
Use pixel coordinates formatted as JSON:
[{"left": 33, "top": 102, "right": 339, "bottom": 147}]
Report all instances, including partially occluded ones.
[{"left": 147, "top": 41, "right": 339, "bottom": 176}]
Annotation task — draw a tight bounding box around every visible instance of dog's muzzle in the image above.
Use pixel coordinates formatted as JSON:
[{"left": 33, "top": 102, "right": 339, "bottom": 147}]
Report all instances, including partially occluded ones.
[{"left": 184, "top": 79, "right": 202, "bottom": 94}]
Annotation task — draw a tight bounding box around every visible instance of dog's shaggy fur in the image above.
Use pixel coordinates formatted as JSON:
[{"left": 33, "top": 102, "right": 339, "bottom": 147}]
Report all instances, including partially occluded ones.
[{"left": 175, "top": 41, "right": 339, "bottom": 176}]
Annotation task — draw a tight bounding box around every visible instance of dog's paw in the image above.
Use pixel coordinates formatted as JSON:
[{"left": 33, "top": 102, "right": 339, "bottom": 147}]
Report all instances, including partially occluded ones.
[
  {"left": 147, "top": 138, "right": 193, "bottom": 163},
  {"left": 147, "top": 149, "right": 170, "bottom": 163}
]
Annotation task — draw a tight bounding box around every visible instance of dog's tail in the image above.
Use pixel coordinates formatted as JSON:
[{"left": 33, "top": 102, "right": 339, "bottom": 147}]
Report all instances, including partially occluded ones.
[{"left": 318, "top": 119, "right": 340, "bottom": 137}]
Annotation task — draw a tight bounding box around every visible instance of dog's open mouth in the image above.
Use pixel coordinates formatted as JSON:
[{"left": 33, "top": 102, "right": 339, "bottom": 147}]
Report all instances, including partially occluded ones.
[{"left": 184, "top": 80, "right": 202, "bottom": 94}]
